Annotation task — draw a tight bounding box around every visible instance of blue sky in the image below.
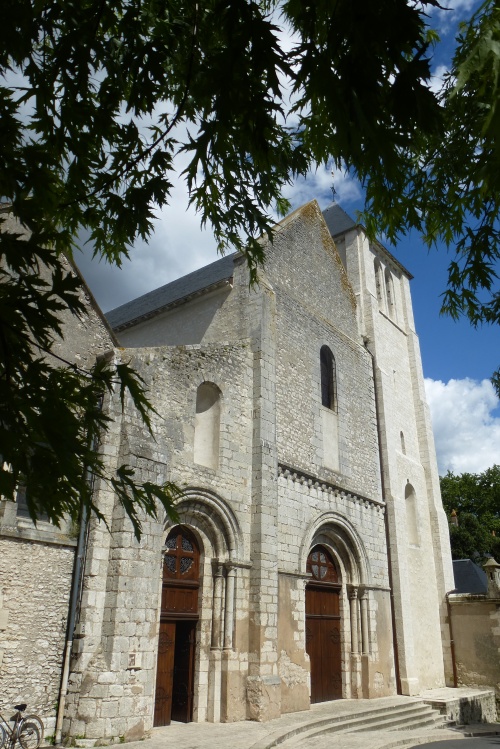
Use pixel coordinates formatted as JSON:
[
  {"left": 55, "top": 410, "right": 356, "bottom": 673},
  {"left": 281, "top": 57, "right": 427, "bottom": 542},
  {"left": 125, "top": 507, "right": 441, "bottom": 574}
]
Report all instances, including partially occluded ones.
[{"left": 76, "top": 0, "right": 500, "bottom": 475}]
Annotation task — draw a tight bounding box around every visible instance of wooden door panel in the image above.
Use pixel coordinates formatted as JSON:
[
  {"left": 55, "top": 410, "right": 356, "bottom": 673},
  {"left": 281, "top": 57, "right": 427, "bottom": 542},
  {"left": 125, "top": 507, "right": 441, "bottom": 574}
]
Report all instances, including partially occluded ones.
[
  {"left": 305, "top": 617, "right": 322, "bottom": 703},
  {"left": 154, "top": 621, "right": 176, "bottom": 726},
  {"left": 306, "top": 586, "right": 340, "bottom": 616},
  {"left": 306, "top": 586, "right": 342, "bottom": 703},
  {"left": 162, "top": 586, "right": 198, "bottom": 615},
  {"left": 171, "top": 621, "right": 196, "bottom": 722},
  {"left": 320, "top": 618, "right": 342, "bottom": 700}
]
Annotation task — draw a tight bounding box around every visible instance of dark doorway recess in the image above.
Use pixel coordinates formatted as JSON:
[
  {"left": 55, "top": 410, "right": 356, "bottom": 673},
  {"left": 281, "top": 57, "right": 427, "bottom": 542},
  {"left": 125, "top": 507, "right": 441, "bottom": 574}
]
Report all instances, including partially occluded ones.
[
  {"left": 154, "top": 527, "right": 200, "bottom": 726},
  {"left": 305, "top": 545, "right": 342, "bottom": 703}
]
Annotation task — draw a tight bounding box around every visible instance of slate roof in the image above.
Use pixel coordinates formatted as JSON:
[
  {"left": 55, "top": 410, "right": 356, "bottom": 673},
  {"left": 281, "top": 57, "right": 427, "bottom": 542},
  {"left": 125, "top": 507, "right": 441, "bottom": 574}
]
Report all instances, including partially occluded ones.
[
  {"left": 106, "top": 201, "right": 412, "bottom": 331},
  {"left": 322, "top": 203, "right": 357, "bottom": 236},
  {"left": 106, "top": 252, "right": 237, "bottom": 330},
  {"left": 452, "top": 559, "right": 488, "bottom": 594},
  {"left": 321, "top": 202, "right": 413, "bottom": 280}
]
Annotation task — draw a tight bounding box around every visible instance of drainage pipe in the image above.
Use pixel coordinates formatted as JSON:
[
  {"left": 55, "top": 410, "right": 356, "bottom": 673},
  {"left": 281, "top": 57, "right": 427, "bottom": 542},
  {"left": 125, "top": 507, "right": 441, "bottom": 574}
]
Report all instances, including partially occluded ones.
[
  {"left": 54, "top": 497, "right": 90, "bottom": 746},
  {"left": 445, "top": 590, "right": 458, "bottom": 688},
  {"left": 55, "top": 390, "right": 103, "bottom": 748}
]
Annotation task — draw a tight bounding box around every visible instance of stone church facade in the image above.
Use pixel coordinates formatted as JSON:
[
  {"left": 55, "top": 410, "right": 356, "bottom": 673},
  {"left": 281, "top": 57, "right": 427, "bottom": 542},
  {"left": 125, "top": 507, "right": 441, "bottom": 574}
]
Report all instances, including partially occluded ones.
[{"left": 0, "top": 201, "right": 454, "bottom": 743}]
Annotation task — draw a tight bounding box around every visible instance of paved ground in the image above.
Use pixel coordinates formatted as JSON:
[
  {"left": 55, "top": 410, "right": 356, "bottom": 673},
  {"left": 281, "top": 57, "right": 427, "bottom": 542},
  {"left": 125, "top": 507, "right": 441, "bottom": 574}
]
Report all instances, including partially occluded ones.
[
  {"left": 409, "top": 741, "right": 500, "bottom": 749},
  {"left": 120, "top": 694, "right": 500, "bottom": 749}
]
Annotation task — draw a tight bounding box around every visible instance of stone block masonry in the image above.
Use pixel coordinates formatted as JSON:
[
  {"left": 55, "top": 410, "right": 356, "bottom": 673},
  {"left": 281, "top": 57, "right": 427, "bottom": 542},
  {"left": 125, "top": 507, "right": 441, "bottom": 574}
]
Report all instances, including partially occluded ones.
[{"left": 0, "top": 535, "right": 75, "bottom": 732}]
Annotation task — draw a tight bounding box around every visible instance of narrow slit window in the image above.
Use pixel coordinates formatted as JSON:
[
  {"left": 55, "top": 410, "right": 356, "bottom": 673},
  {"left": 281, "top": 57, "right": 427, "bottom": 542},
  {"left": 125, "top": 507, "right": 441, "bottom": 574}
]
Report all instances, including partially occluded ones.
[
  {"left": 320, "top": 346, "right": 337, "bottom": 411},
  {"left": 385, "top": 267, "right": 396, "bottom": 319},
  {"left": 374, "top": 259, "right": 384, "bottom": 307}
]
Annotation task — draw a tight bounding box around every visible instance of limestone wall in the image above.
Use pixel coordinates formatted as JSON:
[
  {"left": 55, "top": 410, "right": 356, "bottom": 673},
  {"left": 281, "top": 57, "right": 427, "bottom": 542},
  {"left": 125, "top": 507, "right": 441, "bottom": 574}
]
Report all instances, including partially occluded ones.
[
  {"left": 0, "top": 532, "right": 75, "bottom": 732},
  {"left": 276, "top": 471, "right": 395, "bottom": 701},
  {"left": 63, "top": 341, "right": 256, "bottom": 741},
  {"left": 343, "top": 225, "right": 454, "bottom": 695},
  {"left": 449, "top": 596, "right": 500, "bottom": 703}
]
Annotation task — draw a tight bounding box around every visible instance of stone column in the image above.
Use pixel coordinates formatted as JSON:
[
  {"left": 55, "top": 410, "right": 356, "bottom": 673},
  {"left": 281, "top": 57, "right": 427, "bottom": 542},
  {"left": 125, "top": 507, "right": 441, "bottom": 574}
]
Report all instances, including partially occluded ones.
[
  {"left": 211, "top": 562, "right": 225, "bottom": 649},
  {"left": 360, "top": 590, "right": 369, "bottom": 655},
  {"left": 223, "top": 564, "right": 236, "bottom": 650},
  {"left": 349, "top": 588, "right": 359, "bottom": 653},
  {"left": 208, "top": 562, "right": 225, "bottom": 722}
]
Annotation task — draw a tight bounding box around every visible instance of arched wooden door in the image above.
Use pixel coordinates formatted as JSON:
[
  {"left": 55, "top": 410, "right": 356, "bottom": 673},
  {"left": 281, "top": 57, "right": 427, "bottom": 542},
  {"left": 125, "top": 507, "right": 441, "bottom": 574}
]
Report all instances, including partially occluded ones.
[
  {"left": 154, "top": 527, "right": 200, "bottom": 726},
  {"left": 305, "top": 545, "right": 342, "bottom": 703}
]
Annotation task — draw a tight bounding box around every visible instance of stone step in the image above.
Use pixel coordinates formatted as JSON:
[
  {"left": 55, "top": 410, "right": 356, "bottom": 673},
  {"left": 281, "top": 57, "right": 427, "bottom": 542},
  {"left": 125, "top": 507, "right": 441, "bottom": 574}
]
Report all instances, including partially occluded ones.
[
  {"left": 350, "top": 711, "right": 445, "bottom": 733},
  {"left": 256, "top": 701, "right": 446, "bottom": 749}
]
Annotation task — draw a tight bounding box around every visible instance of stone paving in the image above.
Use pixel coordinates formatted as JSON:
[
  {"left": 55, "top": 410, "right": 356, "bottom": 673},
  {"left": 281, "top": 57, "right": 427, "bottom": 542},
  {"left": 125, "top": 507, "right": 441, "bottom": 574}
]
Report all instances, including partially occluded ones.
[{"left": 120, "top": 693, "right": 500, "bottom": 749}]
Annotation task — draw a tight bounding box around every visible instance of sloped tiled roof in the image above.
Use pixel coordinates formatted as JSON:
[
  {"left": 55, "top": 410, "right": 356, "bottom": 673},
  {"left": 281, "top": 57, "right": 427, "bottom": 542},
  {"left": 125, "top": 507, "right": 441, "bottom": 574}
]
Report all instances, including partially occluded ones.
[
  {"left": 452, "top": 559, "right": 488, "bottom": 594},
  {"left": 322, "top": 203, "right": 357, "bottom": 236},
  {"left": 106, "top": 252, "right": 237, "bottom": 330}
]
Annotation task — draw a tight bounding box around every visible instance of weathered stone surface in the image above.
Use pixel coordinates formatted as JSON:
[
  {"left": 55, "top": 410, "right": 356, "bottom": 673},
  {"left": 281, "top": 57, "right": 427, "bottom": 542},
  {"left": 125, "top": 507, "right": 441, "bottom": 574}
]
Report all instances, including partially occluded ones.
[{"left": 1, "top": 201, "right": 454, "bottom": 743}]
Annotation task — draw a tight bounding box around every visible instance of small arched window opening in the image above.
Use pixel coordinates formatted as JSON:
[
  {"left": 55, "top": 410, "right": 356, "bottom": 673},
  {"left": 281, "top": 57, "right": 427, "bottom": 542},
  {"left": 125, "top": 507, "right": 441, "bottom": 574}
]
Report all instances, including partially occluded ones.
[
  {"left": 374, "top": 259, "right": 384, "bottom": 307},
  {"left": 320, "top": 346, "right": 337, "bottom": 411},
  {"left": 405, "top": 483, "right": 419, "bottom": 546},
  {"left": 400, "top": 431, "right": 406, "bottom": 455},
  {"left": 307, "top": 545, "right": 339, "bottom": 584},
  {"left": 385, "top": 267, "right": 395, "bottom": 318},
  {"left": 194, "top": 382, "right": 221, "bottom": 469},
  {"left": 163, "top": 525, "right": 200, "bottom": 582}
]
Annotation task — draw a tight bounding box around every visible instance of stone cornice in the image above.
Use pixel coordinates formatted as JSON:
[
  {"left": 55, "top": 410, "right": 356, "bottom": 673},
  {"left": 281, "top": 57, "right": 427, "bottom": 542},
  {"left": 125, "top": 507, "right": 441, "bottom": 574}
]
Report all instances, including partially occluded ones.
[{"left": 278, "top": 462, "right": 385, "bottom": 510}]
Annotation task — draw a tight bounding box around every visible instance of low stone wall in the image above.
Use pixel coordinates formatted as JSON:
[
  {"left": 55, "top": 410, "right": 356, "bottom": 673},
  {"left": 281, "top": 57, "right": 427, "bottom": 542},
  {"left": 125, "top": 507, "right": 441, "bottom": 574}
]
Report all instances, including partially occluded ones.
[
  {"left": 448, "top": 594, "right": 500, "bottom": 715},
  {"left": 423, "top": 688, "right": 497, "bottom": 725}
]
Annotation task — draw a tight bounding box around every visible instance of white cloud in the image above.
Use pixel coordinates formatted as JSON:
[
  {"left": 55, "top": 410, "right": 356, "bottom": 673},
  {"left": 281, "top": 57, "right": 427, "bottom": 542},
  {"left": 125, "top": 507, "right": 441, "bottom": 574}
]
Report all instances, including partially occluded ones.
[
  {"left": 431, "top": 0, "right": 478, "bottom": 33},
  {"left": 429, "top": 64, "right": 449, "bottom": 94},
  {"left": 76, "top": 155, "right": 362, "bottom": 313},
  {"left": 425, "top": 377, "right": 500, "bottom": 475},
  {"left": 75, "top": 149, "right": 220, "bottom": 312},
  {"left": 283, "top": 164, "right": 362, "bottom": 212}
]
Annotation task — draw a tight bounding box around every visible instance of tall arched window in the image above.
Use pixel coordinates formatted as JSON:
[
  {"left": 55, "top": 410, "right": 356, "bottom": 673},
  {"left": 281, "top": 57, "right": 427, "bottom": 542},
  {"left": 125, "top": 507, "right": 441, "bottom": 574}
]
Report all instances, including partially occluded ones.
[
  {"left": 385, "top": 267, "right": 395, "bottom": 319},
  {"left": 320, "top": 347, "right": 339, "bottom": 471},
  {"left": 193, "top": 382, "right": 221, "bottom": 469},
  {"left": 400, "top": 431, "right": 406, "bottom": 455},
  {"left": 374, "top": 259, "right": 384, "bottom": 308},
  {"left": 320, "top": 346, "right": 337, "bottom": 411},
  {"left": 405, "top": 483, "right": 419, "bottom": 546}
]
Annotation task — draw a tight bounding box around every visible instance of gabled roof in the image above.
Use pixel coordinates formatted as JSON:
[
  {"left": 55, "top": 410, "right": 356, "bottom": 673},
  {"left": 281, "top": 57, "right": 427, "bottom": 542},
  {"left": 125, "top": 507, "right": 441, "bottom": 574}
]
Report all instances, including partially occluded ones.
[
  {"left": 106, "top": 252, "right": 237, "bottom": 331},
  {"left": 106, "top": 200, "right": 414, "bottom": 332},
  {"left": 452, "top": 559, "right": 488, "bottom": 594}
]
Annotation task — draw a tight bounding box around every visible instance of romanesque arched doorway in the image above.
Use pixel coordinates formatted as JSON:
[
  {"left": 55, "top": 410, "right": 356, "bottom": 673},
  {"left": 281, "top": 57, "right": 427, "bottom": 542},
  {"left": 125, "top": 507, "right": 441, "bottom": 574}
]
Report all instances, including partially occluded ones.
[
  {"left": 154, "top": 526, "right": 200, "bottom": 726},
  {"left": 305, "top": 545, "right": 342, "bottom": 702}
]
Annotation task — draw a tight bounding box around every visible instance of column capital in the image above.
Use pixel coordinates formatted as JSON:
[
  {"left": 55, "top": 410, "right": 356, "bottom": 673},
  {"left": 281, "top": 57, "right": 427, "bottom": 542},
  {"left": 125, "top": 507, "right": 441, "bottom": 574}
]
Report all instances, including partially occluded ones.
[
  {"left": 347, "top": 584, "right": 358, "bottom": 599},
  {"left": 212, "top": 559, "right": 225, "bottom": 576}
]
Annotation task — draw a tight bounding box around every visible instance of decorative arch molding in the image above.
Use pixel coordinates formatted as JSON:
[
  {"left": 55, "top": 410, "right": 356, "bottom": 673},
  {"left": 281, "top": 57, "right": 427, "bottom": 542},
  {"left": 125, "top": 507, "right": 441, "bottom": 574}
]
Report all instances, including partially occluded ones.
[
  {"left": 165, "top": 487, "right": 243, "bottom": 562},
  {"left": 300, "top": 511, "right": 371, "bottom": 587}
]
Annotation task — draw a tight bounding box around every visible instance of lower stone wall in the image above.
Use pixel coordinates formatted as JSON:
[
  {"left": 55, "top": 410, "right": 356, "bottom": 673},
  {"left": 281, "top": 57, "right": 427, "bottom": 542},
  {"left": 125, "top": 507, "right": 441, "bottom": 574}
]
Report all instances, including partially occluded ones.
[
  {"left": 423, "top": 688, "right": 497, "bottom": 724},
  {"left": 449, "top": 595, "right": 500, "bottom": 711},
  {"left": 0, "top": 534, "right": 75, "bottom": 735}
]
